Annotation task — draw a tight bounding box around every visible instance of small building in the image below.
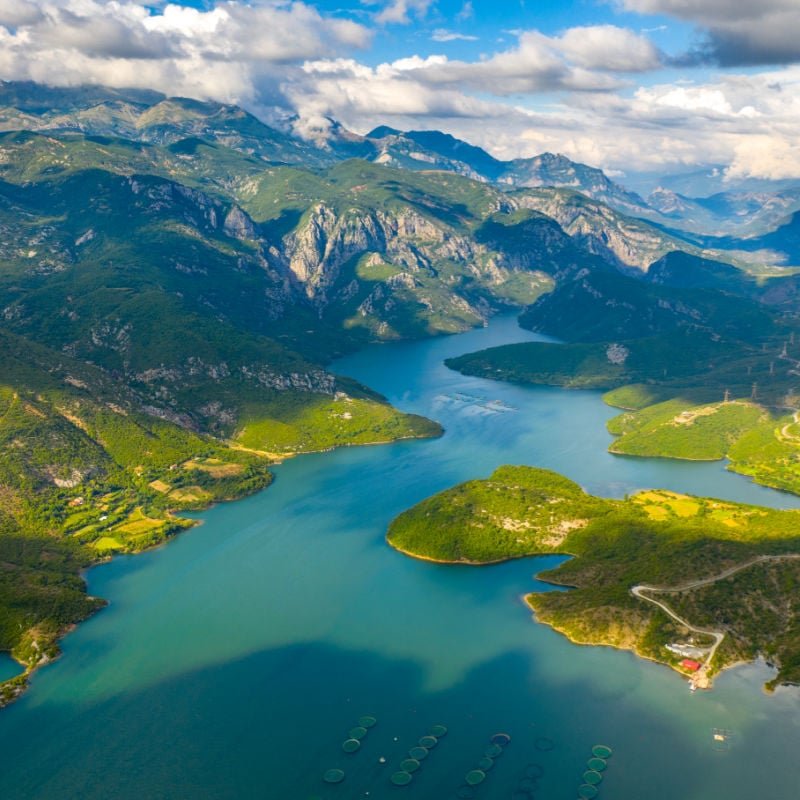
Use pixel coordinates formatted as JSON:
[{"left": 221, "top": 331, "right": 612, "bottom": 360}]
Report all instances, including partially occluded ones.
[{"left": 681, "top": 659, "right": 702, "bottom": 672}]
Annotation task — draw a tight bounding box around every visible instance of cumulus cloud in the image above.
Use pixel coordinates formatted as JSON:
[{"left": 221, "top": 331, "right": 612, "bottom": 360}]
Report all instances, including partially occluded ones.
[
  {"left": 402, "top": 27, "right": 659, "bottom": 95},
  {"left": 289, "top": 61, "right": 800, "bottom": 181},
  {"left": 0, "top": 0, "right": 44, "bottom": 27},
  {"left": 286, "top": 55, "right": 508, "bottom": 142},
  {"left": 0, "top": 0, "right": 371, "bottom": 104},
  {"left": 555, "top": 25, "right": 661, "bottom": 72},
  {"left": 281, "top": 25, "right": 667, "bottom": 144},
  {"left": 622, "top": 0, "right": 800, "bottom": 65}
]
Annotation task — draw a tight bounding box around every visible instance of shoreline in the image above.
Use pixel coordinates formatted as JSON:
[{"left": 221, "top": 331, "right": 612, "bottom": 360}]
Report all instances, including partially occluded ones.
[
  {"left": 387, "top": 538, "right": 793, "bottom": 692},
  {"left": 0, "top": 425, "right": 442, "bottom": 711}
]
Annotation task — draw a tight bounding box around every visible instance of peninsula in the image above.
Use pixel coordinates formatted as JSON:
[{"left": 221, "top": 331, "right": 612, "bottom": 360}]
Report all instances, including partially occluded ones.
[{"left": 387, "top": 465, "right": 800, "bottom": 689}]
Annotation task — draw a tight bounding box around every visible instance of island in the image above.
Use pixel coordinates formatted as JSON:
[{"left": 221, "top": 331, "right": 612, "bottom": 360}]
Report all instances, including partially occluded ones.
[{"left": 387, "top": 465, "right": 800, "bottom": 690}]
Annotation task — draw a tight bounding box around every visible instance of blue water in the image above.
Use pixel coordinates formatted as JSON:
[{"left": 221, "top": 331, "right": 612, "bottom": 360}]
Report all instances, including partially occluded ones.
[
  {"left": 0, "top": 315, "right": 798, "bottom": 799},
  {"left": 0, "top": 654, "right": 21, "bottom": 682}
]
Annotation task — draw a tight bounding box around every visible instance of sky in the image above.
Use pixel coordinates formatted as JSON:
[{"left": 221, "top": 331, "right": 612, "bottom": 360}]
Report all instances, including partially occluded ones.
[{"left": 0, "top": 0, "right": 799, "bottom": 180}]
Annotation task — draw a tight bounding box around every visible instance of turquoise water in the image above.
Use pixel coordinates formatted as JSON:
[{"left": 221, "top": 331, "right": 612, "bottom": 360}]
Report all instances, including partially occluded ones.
[
  {"left": 0, "top": 315, "right": 799, "bottom": 799},
  {"left": 0, "top": 654, "right": 20, "bottom": 682}
]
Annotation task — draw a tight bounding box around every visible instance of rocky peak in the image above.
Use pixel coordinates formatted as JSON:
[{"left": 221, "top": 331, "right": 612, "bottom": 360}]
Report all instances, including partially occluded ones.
[{"left": 223, "top": 205, "right": 256, "bottom": 239}]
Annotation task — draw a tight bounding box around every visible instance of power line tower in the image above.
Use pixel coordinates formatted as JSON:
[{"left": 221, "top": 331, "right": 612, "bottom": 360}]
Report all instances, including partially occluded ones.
[
  {"left": 751, "top": 383, "right": 758, "bottom": 401},
  {"left": 724, "top": 388, "right": 730, "bottom": 404}
]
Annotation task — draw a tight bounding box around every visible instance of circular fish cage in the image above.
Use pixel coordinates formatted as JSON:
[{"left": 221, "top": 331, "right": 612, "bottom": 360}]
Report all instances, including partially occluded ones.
[
  {"left": 592, "top": 745, "right": 612, "bottom": 759},
  {"left": 419, "top": 735, "right": 438, "bottom": 749},
  {"left": 465, "top": 769, "right": 486, "bottom": 786},
  {"left": 323, "top": 768, "right": 345, "bottom": 784},
  {"left": 390, "top": 771, "right": 413, "bottom": 786},
  {"left": 342, "top": 738, "right": 361, "bottom": 753},
  {"left": 582, "top": 770, "right": 603, "bottom": 785}
]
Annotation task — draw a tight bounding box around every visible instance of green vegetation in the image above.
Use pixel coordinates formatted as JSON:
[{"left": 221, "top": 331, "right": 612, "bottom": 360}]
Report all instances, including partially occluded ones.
[
  {"left": 387, "top": 466, "right": 800, "bottom": 686},
  {"left": 236, "top": 393, "right": 439, "bottom": 454},
  {"left": 446, "top": 331, "right": 727, "bottom": 390},
  {"left": 608, "top": 400, "right": 766, "bottom": 460},
  {"left": 448, "top": 302, "right": 800, "bottom": 493}
]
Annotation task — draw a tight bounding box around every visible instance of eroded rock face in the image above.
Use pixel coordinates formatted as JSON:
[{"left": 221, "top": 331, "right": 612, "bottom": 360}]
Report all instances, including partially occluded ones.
[
  {"left": 270, "top": 202, "right": 537, "bottom": 314},
  {"left": 223, "top": 205, "right": 255, "bottom": 239},
  {"left": 515, "top": 192, "right": 677, "bottom": 272}
]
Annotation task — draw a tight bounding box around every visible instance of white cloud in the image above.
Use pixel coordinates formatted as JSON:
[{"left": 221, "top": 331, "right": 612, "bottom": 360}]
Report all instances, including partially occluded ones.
[
  {"left": 622, "top": 0, "right": 796, "bottom": 21},
  {"left": 0, "top": 0, "right": 44, "bottom": 27},
  {"left": 404, "top": 29, "right": 648, "bottom": 95},
  {"left": 369, "top": 0, "right": 435, "bottom": 25},
  {"left": 289, "top": 62, "right": 800, "bottom": 181},
  {"left": 0, "top": 1, "right": 371, "bottom": 104},
  {"left": 455, "top": 1, "right": 473, "bottom": 22},
  {"left": 431, "top": 29, "right": 478, "bottom": 42},
  {"left": 556, "top": 25, "right": 661, "bottom": 72}
]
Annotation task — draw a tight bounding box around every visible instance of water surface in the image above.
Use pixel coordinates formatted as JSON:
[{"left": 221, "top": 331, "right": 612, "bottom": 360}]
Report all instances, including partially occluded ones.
[
  {"left": 0, "top": 654, "right": 21, "bottom": 682},
  {"left": 0, "top": 315, "right": 798, "bottom": 799}
]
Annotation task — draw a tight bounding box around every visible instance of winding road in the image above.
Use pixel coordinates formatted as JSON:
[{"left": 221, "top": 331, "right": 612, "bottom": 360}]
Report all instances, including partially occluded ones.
[{"left": 632, "top": 554, "right": 800, "bottom": 688}]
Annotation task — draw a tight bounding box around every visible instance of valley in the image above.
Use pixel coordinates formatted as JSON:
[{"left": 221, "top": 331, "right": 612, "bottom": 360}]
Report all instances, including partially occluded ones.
[{"left": 1, "top": 81, "right": 800, "bottom": 783}]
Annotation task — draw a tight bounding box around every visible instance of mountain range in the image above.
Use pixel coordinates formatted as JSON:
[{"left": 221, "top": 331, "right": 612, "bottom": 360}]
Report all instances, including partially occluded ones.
[{"left": 5, "top": 80, "right": 799, "bottom": 246}]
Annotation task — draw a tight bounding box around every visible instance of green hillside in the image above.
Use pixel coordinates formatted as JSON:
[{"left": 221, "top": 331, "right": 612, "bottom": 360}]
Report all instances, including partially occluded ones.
[{"left": 387, "top": 466, "right": 800, "bottom": 687}]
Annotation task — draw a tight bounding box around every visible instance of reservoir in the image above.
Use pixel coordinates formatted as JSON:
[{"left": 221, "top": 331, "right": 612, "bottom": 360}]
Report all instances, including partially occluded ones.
[{"left": 0, "top": 315, "right": 798, "bottom": 799}]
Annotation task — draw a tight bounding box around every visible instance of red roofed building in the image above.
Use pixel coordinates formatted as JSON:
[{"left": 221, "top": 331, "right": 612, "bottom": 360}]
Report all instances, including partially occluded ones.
[{"left": 681, "top": 659, "right": 702, "bottom": 672}]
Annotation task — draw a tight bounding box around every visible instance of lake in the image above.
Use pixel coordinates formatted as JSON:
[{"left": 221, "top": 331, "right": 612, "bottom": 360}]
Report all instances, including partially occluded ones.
[{"left": 0, "top": 315, "right": 798, "bottom": 799}]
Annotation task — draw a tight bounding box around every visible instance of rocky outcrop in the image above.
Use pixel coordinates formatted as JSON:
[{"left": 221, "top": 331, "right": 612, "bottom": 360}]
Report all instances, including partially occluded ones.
[
  {"left": 515, "top": 190, "right": 693, "bottom": 272},
  {"left": 223, "top": 205, "right": 255, "bottom": 239}
]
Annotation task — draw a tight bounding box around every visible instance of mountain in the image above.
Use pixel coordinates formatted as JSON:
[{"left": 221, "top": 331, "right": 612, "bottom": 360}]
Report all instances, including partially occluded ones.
[
  {"left": 626, "top": 164, "right": 800, "bottom": 199},
  {"left": 647, "top": 186, "right": 800, "bottom": 238},
  {"left": 0, "top": 81, "right": 334, "bottom": 167},
  {"left": 363, "top": 126, "right": 651, "bottom": 212},
  {"left": 499, "top": 152, "right": 649, "bottom": 213},
  {"left": 7, "top": 82, "right": 800, "bottom": 247}
]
